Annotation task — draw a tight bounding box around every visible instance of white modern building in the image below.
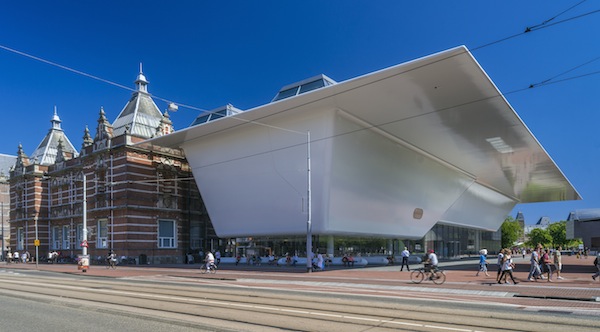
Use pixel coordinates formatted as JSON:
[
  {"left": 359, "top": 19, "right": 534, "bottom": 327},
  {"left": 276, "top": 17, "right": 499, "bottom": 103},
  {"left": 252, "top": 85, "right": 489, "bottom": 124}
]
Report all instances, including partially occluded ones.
[{"left": 148, "top": 46, "right": 580, "bottom": 256}]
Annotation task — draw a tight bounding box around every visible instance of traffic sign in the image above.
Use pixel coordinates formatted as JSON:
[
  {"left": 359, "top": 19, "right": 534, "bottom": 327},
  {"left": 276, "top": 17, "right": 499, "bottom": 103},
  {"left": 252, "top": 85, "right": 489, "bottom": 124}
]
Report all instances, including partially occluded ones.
[
  {"left": 34, "top": 239, "right": 40, "bottom": 247},
  {"left": 81, "top": 240, "right": 88, "bottom": 248}
]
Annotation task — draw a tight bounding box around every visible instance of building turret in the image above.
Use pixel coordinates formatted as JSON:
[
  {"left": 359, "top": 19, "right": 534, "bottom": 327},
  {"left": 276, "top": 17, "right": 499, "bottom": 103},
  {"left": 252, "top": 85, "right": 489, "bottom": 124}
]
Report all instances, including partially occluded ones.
[
  {"left": 112, "top": 66, "right": 165, "bottom": 140},
  {"left": 29, "top": 107, "right": 78, "bottom": 165}
]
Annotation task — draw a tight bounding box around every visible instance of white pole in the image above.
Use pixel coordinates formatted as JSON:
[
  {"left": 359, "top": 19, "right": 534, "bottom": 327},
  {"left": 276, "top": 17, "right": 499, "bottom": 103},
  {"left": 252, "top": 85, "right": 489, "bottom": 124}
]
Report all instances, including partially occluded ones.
[
  {"left": 34, "top": 216, "right": 38, "bottom": 269},
  {"left": 82, "top": 173, "right": 87, "bottom": 257},
  {"left": 1, "top": 201, "right": 3, "bottom": 262},
  {"left": 306, "top": 131, "right": 312, "bottom": 273}
]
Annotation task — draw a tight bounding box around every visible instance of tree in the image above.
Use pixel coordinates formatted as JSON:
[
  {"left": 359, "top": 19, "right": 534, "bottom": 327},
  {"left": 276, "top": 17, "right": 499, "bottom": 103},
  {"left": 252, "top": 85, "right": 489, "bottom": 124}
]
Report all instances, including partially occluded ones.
[
  {"left": 500, "top": 216, "right": 523, "bottom": 249},
  {"left": 527, "top": 228, "right": 552, "bottom": 248},
  {"left": 547, "top": 221, "right": 567, "bottom": 248}
]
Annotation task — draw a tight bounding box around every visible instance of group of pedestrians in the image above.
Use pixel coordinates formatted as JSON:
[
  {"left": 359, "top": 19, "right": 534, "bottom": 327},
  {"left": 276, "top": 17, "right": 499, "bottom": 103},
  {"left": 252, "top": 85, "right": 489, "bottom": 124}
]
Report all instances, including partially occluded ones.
[
  {"left": 4, "top": 250, "right": 31, "bottom": 263},
  {"left": 527, "top": 244, "right": 563, "bottom": 282}
]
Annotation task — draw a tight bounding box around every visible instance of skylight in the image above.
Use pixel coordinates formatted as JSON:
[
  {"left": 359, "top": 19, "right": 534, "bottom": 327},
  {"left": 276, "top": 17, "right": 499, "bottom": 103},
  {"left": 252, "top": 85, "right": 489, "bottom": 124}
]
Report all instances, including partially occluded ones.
[
  {"left": 272, "top": 74, "right": 336, "bottom": 102},
  {"left": 190, "top": 104, "right": 243, "bottom": 127}
]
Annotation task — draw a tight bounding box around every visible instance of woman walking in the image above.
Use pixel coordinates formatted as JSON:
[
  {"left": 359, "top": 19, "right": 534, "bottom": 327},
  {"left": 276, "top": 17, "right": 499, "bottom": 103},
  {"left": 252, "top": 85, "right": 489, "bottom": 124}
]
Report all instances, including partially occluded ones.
[{"left": 498, "top": 253, "right": 519, "bottom": 285}]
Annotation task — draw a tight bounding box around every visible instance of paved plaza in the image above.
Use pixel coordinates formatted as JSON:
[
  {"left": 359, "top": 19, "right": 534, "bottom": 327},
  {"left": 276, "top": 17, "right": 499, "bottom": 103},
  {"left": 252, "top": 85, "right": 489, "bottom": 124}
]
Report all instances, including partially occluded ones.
[{"left": 2, "top": 254, "right": 599, "bottom": 311}]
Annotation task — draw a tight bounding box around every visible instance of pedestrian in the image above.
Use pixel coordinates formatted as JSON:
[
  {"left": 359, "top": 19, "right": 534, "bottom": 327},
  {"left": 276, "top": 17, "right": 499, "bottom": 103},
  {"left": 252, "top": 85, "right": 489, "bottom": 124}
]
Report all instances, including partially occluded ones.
[
  {"left": 6, "top": 251, "right": 12, "bottom": 264},
  {"left": 496, "top": 249, "right": 505, "bottom": 282},
  {"left": 476, "top": 249, "right": 489, "bottom": 277},
  {"left": 592, "top": 254, "right": 600, "bottom": 281},
  {"left": 553, "top": 246, "right": 564, "bottom": 280},
  {"left": 527, "top": 245, "right": 542, "bottom": 281},
  {"left": 13, "top": 251, "right": 20, "bottom": 264},
  {"left": 215, "top": 250, "right": 221, "bottom": 266},
  {"left": 542, "top": 248, "right": 553, "bottom": 282},
  {"left": 522, "top": 248, "right": 526, "bottom": 259},
  {"left": 316, "top": 252, "right": 324, "bottom": 270},
  {"left": 498, "top": 253, "right": 519, "bottom": 285},
  {"left": 400, "top": 247, "right": 410, "bottom": 271}
]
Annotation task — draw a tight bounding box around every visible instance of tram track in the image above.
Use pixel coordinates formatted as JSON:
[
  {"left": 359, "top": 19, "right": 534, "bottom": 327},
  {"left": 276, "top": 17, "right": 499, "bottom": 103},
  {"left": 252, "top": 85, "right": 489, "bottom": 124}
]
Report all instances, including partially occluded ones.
[{"left": 0, "top": 272, "right": 598, "bottom": 332}]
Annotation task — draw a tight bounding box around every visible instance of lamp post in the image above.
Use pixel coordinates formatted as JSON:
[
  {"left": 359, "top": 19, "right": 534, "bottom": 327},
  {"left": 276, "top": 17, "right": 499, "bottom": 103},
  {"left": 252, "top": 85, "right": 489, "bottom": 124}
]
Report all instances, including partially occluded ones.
[{"left": 306, "top": 131, "right": 312, "bottom": 273}]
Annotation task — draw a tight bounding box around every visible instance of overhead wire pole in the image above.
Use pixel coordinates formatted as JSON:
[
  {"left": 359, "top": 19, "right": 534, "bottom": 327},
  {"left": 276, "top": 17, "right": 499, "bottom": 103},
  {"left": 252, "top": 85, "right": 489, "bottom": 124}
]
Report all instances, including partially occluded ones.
[
  {"left": 82, "top": 173, "right": 88, "bottom": 266},
  {"left": 1, "top": 202, "right": 3, "bottom": 262},
  {"left": 306, "top": 131, "right": 312, "bottom": 273}
]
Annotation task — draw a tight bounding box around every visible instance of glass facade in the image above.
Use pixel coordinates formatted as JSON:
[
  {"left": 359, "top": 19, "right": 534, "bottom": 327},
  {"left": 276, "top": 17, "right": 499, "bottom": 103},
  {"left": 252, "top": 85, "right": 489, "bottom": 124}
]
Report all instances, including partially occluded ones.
[
  {"left": 422, "top": 224, "right": 501, "bottom": 259},
  {"left": 226, "top": 224, "right": 501, "bottom": 260}
]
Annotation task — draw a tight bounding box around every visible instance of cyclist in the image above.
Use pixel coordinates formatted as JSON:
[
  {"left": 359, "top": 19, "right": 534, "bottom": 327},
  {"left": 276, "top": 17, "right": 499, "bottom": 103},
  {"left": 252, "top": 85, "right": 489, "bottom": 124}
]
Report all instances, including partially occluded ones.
[
  {"left": 425, "top": 249, "right": 439, "bottom": 275},
  {"left": 204, "top": 251, "right": 215, "bottom": 271},
  {"left": 106, "top": 250, "right": 117, "bottom": 267}
]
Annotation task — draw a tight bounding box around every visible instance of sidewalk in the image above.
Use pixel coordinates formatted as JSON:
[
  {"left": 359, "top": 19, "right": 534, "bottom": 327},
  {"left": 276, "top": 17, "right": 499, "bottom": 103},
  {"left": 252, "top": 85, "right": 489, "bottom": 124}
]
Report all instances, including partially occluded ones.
[{"left": 2, "top": 254, "right": 599, "bottom": 304}]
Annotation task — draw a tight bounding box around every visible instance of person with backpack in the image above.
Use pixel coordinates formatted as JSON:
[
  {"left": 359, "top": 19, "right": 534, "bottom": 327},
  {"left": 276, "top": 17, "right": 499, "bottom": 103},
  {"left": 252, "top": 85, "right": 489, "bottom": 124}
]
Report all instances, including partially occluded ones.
[{"left": 541, "top": 248, "right": 553, "bottom": 282}]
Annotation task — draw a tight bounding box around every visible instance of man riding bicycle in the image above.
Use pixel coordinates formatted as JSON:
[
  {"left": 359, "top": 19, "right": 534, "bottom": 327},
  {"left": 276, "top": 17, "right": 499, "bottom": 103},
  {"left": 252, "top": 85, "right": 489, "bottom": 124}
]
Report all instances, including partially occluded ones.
[
  {"left": 424, "top": 249, "right": 438, "bottom": 273},
  {"left": 106, "top": 250, "right": 117, "bottom": 267},
  {"left": 411, "top": 249, "right": 445, "bottom": 284},
  {"left": 205, "top": 251, "right": 215, "bottom": 271}
]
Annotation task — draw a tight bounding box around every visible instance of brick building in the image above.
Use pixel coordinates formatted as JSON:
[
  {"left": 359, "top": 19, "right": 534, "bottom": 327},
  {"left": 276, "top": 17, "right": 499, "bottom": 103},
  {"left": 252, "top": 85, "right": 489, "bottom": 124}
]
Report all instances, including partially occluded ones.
[{"left": 8, "top": 70, "right": 217, "bottom": 264}]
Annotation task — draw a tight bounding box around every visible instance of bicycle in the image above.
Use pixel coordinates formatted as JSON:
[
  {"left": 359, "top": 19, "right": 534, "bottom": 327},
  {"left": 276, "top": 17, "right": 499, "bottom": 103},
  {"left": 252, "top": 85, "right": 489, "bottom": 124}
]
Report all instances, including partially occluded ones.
[
  {"left": 106, "top": 258, "right": 117, "bottom": 269},
  {"left": 200, "top": 262, "right": 217, "bottom": 274},
  {"left": 410, "top": 265, "right": 446, "bottom": 284}
]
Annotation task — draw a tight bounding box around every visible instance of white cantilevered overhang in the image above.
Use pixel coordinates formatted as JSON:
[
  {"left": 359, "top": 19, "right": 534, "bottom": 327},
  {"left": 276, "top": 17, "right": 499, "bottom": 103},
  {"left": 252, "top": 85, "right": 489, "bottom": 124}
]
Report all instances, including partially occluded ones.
[{"left": 146, "top": 46, "right": 580, "bottom": 238}]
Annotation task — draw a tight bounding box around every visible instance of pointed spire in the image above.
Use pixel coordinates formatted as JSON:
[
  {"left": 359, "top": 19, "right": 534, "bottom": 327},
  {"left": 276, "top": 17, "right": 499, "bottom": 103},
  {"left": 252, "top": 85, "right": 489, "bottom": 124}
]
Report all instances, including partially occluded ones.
[
  {"left": 55, "top": 138, "right": 65, "bottom": 163},
  {"left": 135, "top": 62, "right": 149, "bottom": 93},
  {"left": 82, "top": 125, "right": 93, "bottom": 148},
  {"left": 15, "top": 143, "right": 30, "bottom": 171},
  {"left": 155, "top": 109, "right": 174, "bottom": 137},
  {"left": 52, "top": 106, "right": 62, "bottom": 130},
  {"left": 94, "top": 106, "right": 113, "bottom": 143}
]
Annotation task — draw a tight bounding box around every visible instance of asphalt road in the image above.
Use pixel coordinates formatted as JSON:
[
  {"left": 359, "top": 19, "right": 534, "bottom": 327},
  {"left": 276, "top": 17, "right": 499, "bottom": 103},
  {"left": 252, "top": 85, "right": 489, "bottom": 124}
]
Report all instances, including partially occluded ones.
[{"left": 0, "top": 268, "right": 598, "bottom": 332}]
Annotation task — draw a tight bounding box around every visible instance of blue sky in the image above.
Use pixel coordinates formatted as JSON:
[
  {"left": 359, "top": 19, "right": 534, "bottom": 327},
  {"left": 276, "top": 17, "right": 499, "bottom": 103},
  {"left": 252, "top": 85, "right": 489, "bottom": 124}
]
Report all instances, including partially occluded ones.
[{"left": 1, "top": 2, "right": 598, "bottom": 225}]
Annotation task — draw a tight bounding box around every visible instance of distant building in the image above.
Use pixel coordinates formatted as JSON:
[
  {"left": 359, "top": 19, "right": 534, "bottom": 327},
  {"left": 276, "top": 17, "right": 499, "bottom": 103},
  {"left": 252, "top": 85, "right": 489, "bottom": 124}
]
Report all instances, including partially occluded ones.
[
  {"left": 567, "top": 209, "right": 600, "bottom": 252},
  {"left": 524, "top": 216, "right": 552, "bottom": 234},
  {"left": 514, "top": 211, "right": 526, "bottom": 244}
]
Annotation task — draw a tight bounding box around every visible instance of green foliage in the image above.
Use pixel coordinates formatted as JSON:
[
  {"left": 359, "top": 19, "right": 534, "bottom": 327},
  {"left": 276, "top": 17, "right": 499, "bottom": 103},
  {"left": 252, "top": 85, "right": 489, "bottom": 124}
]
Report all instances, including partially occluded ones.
[
  {"left": 500, "top": 216, "right": 523, "bottom": 248},
  {"left": 547, "top": 221, "right": 567, "bottom": 248},
  {"left": 526, "top": 228, "right": 553, "bottom": 248}
]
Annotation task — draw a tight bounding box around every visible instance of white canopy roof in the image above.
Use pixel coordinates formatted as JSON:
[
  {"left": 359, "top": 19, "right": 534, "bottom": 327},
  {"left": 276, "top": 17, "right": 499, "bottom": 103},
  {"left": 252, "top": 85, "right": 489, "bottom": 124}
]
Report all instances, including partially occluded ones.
[{"left": 147, "top": 46, "right": 580, "bottom": 238}]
